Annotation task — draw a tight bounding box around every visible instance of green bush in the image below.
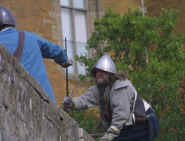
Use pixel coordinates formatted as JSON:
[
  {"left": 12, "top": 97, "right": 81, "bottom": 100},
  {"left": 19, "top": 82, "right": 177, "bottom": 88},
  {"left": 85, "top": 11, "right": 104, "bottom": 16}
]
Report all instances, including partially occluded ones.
[
  {"left": 74, "top": 9, "right": 185, "bottom": 140},
  {"left": 72, "top": 110, "right": 99, "bottom": 131},
  {"left": 72, "top": 110, "right": 101, "bottom": 141}
]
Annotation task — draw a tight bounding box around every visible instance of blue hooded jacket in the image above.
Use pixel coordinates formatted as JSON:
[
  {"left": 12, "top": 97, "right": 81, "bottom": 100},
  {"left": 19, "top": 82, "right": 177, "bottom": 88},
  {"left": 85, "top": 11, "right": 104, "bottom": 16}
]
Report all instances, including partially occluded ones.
[{"left": 0, "top": 27, "right": 67, "bottom": 103}]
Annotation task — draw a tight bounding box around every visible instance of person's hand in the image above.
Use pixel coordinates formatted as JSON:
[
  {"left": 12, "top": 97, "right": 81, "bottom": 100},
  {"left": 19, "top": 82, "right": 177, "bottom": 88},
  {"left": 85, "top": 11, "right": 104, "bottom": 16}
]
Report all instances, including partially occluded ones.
[
  {"left": 100, "top": 133, "right": 117, "bottom": 141},
  {"left": 62, "top": 59, "right": 72, "bottom": 68},
  {"left": 62, "top": 96, "right": 74, "bottom": 112}
]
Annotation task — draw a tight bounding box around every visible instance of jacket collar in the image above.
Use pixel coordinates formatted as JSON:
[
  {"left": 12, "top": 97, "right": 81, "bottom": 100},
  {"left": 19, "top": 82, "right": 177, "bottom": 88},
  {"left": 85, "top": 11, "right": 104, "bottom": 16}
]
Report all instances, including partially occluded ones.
[
  {"left": 0, "top": 27, "right": 16, "bottom": 32},
  {"left": 112, "top": 79, "right": 130, "bottom": 90}
]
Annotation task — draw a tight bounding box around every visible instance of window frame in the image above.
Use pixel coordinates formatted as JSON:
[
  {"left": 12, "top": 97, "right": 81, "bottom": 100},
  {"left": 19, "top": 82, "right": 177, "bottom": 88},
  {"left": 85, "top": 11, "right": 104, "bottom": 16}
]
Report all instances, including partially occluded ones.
[{"left": 60, "top": 0, "right": 88, "bottom": 76}]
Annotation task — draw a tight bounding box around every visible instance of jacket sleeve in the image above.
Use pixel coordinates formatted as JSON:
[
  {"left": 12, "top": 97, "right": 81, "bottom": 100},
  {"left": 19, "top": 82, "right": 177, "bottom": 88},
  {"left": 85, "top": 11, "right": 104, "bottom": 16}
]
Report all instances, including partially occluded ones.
[
  {"left": 34, "top": 33, "right": 67, "bottom": 66},
  {"left": 72, "top": 86, "right": 99, "bottom": 110}
]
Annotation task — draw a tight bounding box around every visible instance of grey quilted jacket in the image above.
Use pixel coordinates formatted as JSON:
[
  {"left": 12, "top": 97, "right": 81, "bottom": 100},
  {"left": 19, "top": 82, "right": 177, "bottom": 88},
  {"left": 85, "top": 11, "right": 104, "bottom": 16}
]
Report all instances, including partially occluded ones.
[{"left": 72, "top": 79, "right": 136, "bottom": 132}]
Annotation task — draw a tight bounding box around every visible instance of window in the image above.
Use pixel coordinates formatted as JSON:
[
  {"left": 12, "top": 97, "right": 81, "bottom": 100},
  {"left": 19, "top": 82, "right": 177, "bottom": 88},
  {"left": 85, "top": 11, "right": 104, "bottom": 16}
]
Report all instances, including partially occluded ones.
[{"left": 60, "top": 0, "right": 88, "bottom": 75}]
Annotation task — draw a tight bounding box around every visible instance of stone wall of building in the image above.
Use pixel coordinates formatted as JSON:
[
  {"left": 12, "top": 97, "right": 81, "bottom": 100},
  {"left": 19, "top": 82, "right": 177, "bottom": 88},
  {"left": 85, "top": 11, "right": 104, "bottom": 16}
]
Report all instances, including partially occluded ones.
[
  {"left": 146, "top": 0, "right": 185, "bottom": 34},
  {"left": 0, "top": 46, "right": 95, "bottom": 141},
  {"left": 101, "top": 0, "right": 140, "bottom": 15}
]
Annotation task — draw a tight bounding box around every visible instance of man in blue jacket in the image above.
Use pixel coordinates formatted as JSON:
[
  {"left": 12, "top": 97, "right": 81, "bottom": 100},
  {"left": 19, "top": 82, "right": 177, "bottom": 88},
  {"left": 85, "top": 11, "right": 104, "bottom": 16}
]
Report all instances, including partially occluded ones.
[{"left": 0, "top": 6, "right": 71, "bottom": 103}]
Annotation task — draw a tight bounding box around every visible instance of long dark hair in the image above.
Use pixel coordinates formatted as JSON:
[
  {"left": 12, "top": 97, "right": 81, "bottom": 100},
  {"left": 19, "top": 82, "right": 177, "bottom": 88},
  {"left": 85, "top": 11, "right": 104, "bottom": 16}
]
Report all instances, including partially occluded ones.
[{"left": 108, "top": 72, "right": 128, "bottom": 86}]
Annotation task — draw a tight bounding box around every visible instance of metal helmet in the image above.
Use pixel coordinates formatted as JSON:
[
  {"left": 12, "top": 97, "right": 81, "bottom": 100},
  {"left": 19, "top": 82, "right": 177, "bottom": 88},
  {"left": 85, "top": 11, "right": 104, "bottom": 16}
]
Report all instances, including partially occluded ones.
[
  {"left": 92, "top": 54, "right": 116, "bottom": 75},
  {"left": 0, "top": 6, "right": 16, "bottom": 27}
]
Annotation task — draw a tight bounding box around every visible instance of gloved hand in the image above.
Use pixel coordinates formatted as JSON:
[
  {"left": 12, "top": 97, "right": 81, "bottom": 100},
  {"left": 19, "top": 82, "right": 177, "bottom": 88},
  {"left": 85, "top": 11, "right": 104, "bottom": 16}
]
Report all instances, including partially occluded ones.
[
  {"left": 62, "top": 59, "right": 72, "bottom": 68},
  {"left": 100, "top": 133, "right": 117, "bottom": 141},
  {"left": 62, "top": 96, "right": 74, "bottom": 112}
]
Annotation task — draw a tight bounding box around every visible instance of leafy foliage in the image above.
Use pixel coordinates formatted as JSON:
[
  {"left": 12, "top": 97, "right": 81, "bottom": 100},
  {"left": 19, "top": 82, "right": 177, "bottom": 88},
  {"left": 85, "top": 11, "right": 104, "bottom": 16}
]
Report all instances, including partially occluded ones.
[
  {"left": 75, "top": 9, "right": 185, "bottom": 140},
  {"left": 72, "top": 110, "right": 101, "bottom": 141}
]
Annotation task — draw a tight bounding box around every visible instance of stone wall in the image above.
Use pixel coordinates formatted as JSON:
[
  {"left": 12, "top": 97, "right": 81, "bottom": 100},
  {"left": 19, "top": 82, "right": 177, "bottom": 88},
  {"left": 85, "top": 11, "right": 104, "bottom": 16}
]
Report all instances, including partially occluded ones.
[
  {"left": 146, "top": 0, "right": 185, "bottom": 34},
  {"left": 0, "top": 46, "right": 94, "bottom": 141},
  {"left": 101, "top": 0, "right": 140, "bottom": 15}
]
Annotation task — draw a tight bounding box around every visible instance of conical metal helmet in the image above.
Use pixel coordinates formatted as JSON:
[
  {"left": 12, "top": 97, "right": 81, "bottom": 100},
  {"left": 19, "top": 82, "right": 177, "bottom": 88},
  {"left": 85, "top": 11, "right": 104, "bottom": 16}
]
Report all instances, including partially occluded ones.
[
  {"left": 92, "top": 54, "right": 116, "bottom": 75},
  {"left": 0, "top": 6, "right": 16, "bottom": 27}
]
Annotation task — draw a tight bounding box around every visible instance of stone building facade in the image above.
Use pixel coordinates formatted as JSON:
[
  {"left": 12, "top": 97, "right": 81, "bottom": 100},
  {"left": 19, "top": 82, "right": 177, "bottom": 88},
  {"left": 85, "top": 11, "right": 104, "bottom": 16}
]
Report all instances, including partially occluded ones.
[
  {"left": 146, "top": 0, "right": 185, "bottom": 34},
  {"left": 101, "top": 0, "right": 140, "bottom": 15}
]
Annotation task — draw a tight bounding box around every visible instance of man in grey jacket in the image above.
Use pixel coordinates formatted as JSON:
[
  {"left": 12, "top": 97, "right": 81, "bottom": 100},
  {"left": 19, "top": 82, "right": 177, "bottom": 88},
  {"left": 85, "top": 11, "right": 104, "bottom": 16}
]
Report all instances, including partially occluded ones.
[{"left": 63, "top": 55, "right": 159, "bottom": 141}]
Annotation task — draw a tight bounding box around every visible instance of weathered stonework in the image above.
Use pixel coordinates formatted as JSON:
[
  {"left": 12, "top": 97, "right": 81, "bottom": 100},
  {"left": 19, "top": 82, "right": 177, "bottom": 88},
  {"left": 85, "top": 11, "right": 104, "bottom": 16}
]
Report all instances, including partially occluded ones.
[
  {"left": 101, "top": 0, "right": 140, "bottom": 15},
  {"left": 146, "top": 0, "right": 185, "bottom": 34},
  {"left": 0, "top": 46, "right": 94, "bottom": 141}
]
